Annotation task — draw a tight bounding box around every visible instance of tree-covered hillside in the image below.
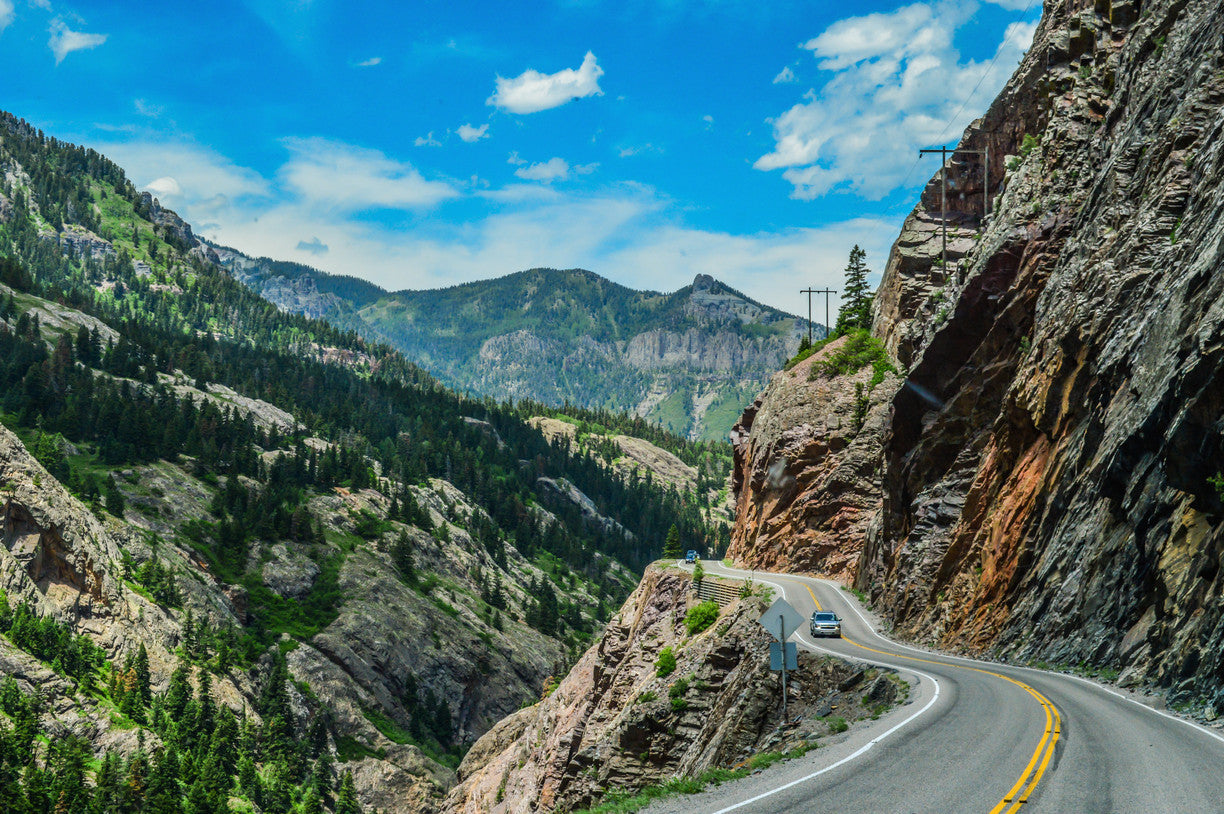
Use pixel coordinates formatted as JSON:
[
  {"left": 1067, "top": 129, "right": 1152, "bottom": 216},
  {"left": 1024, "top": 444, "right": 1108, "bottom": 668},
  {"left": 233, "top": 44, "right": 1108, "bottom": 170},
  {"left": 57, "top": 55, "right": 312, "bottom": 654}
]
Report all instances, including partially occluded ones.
[
  {"left": 235, "top": 259, "right": 815, "bottom": 440},
  {"left": 0, "top": 109, "right": 729, "bottom": 812}
]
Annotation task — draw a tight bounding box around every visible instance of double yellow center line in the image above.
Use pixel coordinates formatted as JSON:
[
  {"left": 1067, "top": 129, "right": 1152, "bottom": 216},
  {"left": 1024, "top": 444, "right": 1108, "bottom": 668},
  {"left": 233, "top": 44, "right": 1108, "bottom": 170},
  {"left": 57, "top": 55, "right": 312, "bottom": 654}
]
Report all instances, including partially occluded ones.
[{"left": 802, "top": 583, "right": 1060, "bottom": 813}]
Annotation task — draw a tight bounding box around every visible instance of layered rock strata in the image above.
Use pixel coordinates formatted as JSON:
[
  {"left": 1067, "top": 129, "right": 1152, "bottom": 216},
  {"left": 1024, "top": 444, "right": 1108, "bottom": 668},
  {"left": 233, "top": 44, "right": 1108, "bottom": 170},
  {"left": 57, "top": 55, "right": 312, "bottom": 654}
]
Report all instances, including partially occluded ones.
[
  {"left": 443, "top": 567, "right": 794, "bottom": 813},
  {"left": 728, "top": 338, "right": 899, "bottom": 581},
  {"left": 860, "top": 0, "right": 1224, "bottom": 703}
]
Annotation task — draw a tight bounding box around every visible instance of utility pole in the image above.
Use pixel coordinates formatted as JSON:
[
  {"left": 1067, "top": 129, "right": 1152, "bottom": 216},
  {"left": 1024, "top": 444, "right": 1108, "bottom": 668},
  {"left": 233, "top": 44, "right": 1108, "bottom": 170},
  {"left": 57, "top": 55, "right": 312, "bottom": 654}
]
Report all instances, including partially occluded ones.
[
  {"left": 919, "top": 144, "right": 992, "bottom": 270},
  {"left": 800, "top": 287, "right": 838, "bottom": 343}
]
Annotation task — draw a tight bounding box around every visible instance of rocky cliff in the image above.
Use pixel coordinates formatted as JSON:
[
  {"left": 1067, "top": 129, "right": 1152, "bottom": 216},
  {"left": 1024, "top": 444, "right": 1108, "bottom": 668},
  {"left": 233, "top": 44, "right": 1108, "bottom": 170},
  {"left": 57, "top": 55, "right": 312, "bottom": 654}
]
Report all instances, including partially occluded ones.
[
  {"left": 734, "top": 0, "right": 1224, "bottom": 709},
  {"left": 728, "top": 338, "right": 899, "bottom": 581},
  {"left": 442, "top": 566, "right": 899, "bottom": 814}
]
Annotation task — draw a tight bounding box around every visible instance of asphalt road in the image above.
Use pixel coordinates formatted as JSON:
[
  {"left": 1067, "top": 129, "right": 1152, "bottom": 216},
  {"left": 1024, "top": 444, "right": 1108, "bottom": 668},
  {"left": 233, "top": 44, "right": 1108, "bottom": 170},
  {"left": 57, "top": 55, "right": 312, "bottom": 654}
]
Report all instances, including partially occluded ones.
[{"left": 645, "top": 563, "right": 1224, "bottom": 814}]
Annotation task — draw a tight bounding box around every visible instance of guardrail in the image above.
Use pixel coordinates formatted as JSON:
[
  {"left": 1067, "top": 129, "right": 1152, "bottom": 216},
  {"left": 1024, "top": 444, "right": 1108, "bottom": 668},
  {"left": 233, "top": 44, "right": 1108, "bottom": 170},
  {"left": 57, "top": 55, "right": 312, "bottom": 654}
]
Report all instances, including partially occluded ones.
[{"left": 695, "top": 576, "right": 744, "bottom": 608}]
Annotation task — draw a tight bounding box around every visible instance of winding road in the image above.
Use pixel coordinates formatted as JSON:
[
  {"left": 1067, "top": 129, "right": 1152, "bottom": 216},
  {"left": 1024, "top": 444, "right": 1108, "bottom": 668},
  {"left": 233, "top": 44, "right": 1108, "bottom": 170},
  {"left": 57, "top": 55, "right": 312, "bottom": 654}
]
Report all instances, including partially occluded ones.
[{"left": 646, "top": 562, "right": 1224, "bottom": 814}]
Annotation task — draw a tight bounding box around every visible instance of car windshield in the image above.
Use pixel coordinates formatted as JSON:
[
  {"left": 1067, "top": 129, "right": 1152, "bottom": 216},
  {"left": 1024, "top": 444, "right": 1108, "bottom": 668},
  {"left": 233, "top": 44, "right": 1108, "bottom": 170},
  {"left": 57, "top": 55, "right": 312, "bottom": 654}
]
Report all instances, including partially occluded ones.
[{"left": 814, "top": 613, "right": 837, "bottom": 622}]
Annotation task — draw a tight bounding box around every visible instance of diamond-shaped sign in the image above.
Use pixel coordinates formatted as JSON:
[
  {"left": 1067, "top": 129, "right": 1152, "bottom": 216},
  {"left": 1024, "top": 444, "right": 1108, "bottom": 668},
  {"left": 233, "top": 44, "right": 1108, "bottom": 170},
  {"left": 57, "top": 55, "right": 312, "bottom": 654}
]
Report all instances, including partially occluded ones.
[{"left": 757, "top": 597, "right": 804, "bottom": 641}]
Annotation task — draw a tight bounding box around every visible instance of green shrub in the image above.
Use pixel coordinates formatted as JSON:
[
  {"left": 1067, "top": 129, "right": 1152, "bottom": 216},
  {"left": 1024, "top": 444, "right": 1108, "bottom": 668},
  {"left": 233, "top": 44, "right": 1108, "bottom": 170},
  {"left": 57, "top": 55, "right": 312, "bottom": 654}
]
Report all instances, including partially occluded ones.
[
  {"left": 684, "top": 601, "right": 720, "bottom": 636},
  {"left": 811, "top": 330, "right": 896, "bottom": 390},
  {"left": 826, "top": 716, "right": 848, "bottom": 734},
  {"left": 655, "top": 646, "right": 677, "bottom": 677},
  {"left": 1210, "top": 472, "right": 1224, "bottom": 502}
]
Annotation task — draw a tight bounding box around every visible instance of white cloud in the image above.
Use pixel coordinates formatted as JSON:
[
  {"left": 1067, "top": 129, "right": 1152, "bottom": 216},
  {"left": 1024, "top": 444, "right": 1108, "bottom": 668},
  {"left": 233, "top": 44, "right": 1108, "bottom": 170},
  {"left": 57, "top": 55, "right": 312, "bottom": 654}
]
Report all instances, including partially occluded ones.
[
  {"left": 0, "top": 1, "right": 14, "bottom": 33},
  {"left": 145, "top": 176, "right": 181, "bottom": 198},
  {"left": 456, "top": 123, "right": 489, "bottom": 143},
  {"left": 134, "top": 98, "right": 163, "bottom": 118},
  {"left": 515, "top": 157, "right": 570, "bottom": 183},
  {"left": 618, "top": 143, "right": 661, "bottom": 158},
  {"left": 487, "top": 51, "right": 604, "bottom": 114},
  {"left": 506, "top": 151, "right": 526, "bottom": 165},
  {"left": 102, "top": 142, "right": 270, "bottom": 206},
  {"left": 280, "top": 137, "right": 458, "bottom": 210},
  {"left": 356, "top": 56, "right": 382, "bottom": 67},
  {"left": 31, "top": 0, "right": 51, "bottom": 10},
  {"left": 702, "top": 114, "right": 714, "bottom": 130},
  {"left": 93, "top": 140, "right": 892, "bottom": 317},
  {"left": 984, "top": 0, "right": 1039, "bottom": 8},
  {"left": 48, "top": 18, "right": 107, "bottom": 64},
  {"left": 414, "top": 132, "right": 442, "bottom": 147},
  {"left": 755, "top": 2, "right": 1037, "bottom": 199},
  {"left": 772, "top": 66, "right": 795, "bottom": 84}
]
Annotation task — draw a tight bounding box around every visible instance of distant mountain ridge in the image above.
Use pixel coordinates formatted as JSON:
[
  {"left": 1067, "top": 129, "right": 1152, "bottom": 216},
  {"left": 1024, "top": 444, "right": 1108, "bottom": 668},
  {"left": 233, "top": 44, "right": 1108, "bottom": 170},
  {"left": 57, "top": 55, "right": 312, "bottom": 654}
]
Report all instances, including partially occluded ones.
[{"left": 223, "top": 258, "right": 816, "bottom": 440}]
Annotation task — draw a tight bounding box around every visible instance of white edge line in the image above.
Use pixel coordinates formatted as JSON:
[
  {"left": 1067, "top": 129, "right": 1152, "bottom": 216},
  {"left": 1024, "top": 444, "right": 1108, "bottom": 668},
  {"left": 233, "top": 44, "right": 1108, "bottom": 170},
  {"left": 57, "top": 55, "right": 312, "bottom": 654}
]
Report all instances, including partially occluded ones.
[
  {"left": 796, "top": 575, "right": 1224, "bottom": 748},
  {"left": 704, "top": 575, "right": 944, "bottom": 814},
  {"left": 724, "top": 565, "right": 1224, "bottom": 751}
]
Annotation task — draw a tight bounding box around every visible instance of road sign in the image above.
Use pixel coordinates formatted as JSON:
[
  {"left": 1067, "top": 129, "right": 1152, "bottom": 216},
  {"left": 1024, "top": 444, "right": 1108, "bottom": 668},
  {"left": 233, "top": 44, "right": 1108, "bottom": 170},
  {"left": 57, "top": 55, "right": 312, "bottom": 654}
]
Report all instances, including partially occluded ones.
[
  {"left": 770, "top": 641, "right": 798, "bottom": 671},
  {"left": 757, "top": 597, "right": 804, "bottom": 641}
]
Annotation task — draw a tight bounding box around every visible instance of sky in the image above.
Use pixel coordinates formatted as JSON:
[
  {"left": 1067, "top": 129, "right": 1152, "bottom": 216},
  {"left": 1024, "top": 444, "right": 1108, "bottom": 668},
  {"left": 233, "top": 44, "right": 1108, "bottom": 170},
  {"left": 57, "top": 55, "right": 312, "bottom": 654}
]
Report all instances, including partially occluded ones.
[{"left": 0, "top": 0, "right": 1040, "bottom": 316}]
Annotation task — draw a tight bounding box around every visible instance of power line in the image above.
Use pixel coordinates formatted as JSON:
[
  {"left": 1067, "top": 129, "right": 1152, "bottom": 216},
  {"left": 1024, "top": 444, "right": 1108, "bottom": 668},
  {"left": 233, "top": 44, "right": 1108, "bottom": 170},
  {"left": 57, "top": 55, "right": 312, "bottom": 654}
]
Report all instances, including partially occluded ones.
[{"left": 937, "top": 0, "right": 1041, "bottom": 141}]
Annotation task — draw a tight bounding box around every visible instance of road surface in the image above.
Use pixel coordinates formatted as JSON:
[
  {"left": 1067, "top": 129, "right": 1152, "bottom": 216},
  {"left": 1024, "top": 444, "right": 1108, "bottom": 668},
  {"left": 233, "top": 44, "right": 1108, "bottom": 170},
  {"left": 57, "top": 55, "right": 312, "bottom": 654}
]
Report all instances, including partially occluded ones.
[{"left": 645, "top": 563, "right": 1224, "bottom": 814}]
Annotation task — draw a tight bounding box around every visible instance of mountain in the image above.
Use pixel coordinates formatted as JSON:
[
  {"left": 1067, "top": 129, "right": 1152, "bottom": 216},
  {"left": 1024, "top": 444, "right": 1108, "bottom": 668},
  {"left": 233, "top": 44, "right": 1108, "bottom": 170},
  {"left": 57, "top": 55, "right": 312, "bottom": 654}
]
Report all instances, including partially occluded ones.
[
  {"left": 732, "top": 0, "right": 1224, "bottom": 710},
  {"left": 0, "top": 109, "right": 728, "bottom": 811},
  {"left": 228, "top": 257, "right": 814, "bottom": 442}
]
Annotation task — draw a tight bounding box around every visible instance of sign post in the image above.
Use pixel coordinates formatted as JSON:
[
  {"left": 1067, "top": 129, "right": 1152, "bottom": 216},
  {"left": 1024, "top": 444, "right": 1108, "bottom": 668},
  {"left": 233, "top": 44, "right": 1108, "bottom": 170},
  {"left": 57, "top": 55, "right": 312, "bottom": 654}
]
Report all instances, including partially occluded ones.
[{"left": 757, "top": 597, "right": 803, "bottom": 724}]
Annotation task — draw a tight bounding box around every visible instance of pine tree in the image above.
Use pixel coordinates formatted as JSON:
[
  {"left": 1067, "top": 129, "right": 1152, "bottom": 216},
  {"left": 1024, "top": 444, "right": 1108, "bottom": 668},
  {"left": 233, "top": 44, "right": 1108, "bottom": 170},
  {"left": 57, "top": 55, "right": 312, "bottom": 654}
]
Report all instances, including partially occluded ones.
[
  {"left": 663, "top": 525, "right": 683, "bottom": 559},
  {"left": 834, "top": 245, "right": 873, "bottom": 335},
  {"left": 134, "top": 643, "right": 152, "bottom": 707},
  {"left": 236, "top": 754, "right": 261, "bottom": 806},
  {"left": 335, "top": 770, "right": 363, "bottom": 814}
]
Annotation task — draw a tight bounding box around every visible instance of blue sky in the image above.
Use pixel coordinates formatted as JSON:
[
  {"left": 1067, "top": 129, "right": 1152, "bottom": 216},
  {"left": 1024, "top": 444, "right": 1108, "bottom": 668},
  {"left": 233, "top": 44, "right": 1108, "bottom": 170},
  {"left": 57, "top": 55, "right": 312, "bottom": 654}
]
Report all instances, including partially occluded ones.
[{"left": 0, "top": 0, "right": 1039, "bottom": 314}]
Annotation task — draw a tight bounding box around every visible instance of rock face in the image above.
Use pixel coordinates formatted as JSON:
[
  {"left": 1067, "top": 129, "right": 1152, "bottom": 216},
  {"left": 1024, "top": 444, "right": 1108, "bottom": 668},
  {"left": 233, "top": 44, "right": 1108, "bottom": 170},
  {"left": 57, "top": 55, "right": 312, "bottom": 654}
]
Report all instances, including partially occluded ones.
[
  {"left": 728, "top": 338, "right": 899, "bottom": 582},
  {"left": 442, "top": 567, "right": 777, "bottom": 813},
  {"left": 443, "top": 565, "right": 900, "bottom": 814},
  {"left": 235, "top": 265, "right": 812, "bottom": 441},
  {"left": 56, "top": 225, "right": 117, "bottom": 263},
  {"left": 536, "top": 476, "right": 633, "bottom": 540},
  {"left": 0, "top": 424, "right": 177, "bottom": 668},
  {"left": 733, "top": 0, "right": 1224, "bottom": 709}
]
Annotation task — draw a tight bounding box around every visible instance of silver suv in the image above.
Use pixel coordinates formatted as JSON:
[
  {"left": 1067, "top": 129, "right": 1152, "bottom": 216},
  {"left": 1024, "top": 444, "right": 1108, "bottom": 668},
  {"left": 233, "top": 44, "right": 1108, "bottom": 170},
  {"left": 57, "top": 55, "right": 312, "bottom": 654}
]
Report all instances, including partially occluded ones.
[{"left": 809, "top": 611, "right": 842, "bottom": 638}]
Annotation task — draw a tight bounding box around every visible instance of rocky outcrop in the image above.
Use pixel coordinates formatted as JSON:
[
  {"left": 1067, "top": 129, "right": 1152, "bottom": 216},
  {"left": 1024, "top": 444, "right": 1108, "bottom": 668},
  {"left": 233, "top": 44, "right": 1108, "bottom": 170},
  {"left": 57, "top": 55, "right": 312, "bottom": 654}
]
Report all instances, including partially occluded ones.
[
  {"left": 731, "top": 0, "right": 1224, "bottom": 711},
  {"left": 860, "top": 0, "right": 1224, "bottom": 704},
  {"left": 623, "top": 328, "right": 798, "bottom": 373},
  {"left": 140, "top": 191, "right": 196, "bottom": 248},
  {"left": 443, "top": 565, "right": 902, "bottom": 813},
  {"left": 0, "top": 424, "right": 177, "bottom": 667},
  {"left": 728, "top": 338, "right": 899, "bottom": 581},
  {"left": 444, "top": 568, "right": 764, "bottom": 812},
  {"left": 56, "top": 225, "right": 117, "bottom": 263},
  {"left": 262, "top": 542, "right": 320, "bottom": 598},
  {"left": 536, "top": 476, "right": 633, "bottom": 540}
]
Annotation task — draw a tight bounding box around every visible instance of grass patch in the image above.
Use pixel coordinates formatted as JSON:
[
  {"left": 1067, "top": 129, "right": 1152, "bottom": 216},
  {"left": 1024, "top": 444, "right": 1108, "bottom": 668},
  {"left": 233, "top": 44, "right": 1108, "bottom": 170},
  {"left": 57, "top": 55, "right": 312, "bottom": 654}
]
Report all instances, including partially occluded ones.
[
  {"left": 841, "top": 585, "right": 869, "bottom": 605},
  {"left": 810, "top": 330, "right": 896, "bottom": 389},
  {"left": 361, "top": 706, "right": 466, "bottom": 769},
  {"left": 573, "top": 746, "right": 819, "bottom": 814},
  {"left": 335, "top": 735, "right": 384, "bottom": 762}
]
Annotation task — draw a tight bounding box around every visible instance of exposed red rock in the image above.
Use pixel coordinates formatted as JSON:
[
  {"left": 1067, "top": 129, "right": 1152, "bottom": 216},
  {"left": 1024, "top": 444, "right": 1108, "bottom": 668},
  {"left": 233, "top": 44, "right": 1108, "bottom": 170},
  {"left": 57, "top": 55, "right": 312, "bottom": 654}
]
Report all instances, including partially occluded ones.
[{"left": 728, "top": 337, "right": 899, "bottom": 582}]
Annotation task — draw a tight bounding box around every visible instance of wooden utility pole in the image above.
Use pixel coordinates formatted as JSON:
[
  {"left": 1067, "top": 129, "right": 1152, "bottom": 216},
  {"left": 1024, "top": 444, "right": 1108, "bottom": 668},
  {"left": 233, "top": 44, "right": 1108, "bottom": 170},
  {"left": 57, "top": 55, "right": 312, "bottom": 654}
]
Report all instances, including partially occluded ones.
[
  {"left": 919, "top": 145, "right": 992, "bottom": 270},
  {"left": 800, "top": 287, "right": 837, "bottom": 344}
]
